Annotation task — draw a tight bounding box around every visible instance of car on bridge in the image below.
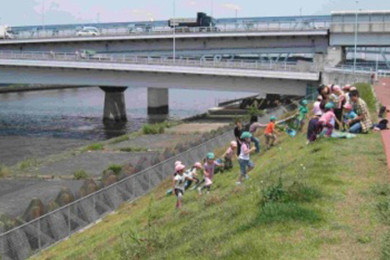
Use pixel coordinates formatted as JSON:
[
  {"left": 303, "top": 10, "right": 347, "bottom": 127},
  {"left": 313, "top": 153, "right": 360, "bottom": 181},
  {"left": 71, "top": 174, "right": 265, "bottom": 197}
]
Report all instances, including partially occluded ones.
[{"left": 75, "top": 26, "right": 100, "bottom": 37}]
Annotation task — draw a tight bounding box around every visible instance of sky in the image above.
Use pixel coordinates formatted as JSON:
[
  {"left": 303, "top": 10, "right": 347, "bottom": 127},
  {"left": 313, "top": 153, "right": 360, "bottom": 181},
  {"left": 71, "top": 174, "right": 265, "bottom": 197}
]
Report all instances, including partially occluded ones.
[{"left": 2, "top": 0, "right": 390, "bottom": 26}]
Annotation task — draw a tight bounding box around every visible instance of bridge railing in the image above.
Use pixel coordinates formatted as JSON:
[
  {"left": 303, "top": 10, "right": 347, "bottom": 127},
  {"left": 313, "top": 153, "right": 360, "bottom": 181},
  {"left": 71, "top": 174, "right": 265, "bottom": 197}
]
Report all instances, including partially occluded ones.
[
  {"left": 8, "top": 20, "right": 330, "bottom": 40},
  {"left": 0, "top": 51, "right": 319, "bottom": 72},
  {"left": 330, "top": 21, "right": 390, "bottom": 33}
]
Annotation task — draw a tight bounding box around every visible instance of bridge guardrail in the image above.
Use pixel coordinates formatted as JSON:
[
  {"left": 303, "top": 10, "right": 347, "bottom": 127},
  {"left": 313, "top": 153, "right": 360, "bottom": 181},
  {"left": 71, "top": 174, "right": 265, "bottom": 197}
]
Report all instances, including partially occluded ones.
[
  {"left": 0, "top": 51, "right": 319, "bottom": 73},
  {"left": 7, "top": 20, "right": 330, "bottom": 41}
]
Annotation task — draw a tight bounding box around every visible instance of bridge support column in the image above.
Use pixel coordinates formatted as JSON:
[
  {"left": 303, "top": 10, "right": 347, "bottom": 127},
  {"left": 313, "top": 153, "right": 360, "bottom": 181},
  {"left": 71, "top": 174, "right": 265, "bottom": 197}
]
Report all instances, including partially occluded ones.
[
  {"left": 147, "top": 88, "right": 169, "bottom": 115},
  {"left": 100, "top": 87, "right": 128, "bottom": 121}
]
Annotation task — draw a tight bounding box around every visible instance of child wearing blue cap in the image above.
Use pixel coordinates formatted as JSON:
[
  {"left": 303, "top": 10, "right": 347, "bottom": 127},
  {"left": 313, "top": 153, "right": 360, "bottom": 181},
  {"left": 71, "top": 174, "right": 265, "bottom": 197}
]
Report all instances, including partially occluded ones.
[
  {"left": 318, "top": 103, "right": 342, "bottom": 137},
  {"left": 237, "top": 131, "right": 256, "bottom": 185},
  {"left": 198, "top": 152, "right": 223, "bottom": 195},
  {"left": 297, "top": 99, "right": 309, "bottom": 131}
]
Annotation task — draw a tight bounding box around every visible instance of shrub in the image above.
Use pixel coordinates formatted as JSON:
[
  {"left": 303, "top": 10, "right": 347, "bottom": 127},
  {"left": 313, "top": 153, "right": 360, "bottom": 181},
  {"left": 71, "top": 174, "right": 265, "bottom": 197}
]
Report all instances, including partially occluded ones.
[
  {"left": 0, "top": 164, "right": 10, "bottom": 177},
  {"left": 142, "top": 123, "right": 165, "bottom": 135},
  {"left": 73, "top": 169, "right": 89, "bottom": 180},
  {"left": 108, "top": 164, "right": 122, "bottom": 175}
]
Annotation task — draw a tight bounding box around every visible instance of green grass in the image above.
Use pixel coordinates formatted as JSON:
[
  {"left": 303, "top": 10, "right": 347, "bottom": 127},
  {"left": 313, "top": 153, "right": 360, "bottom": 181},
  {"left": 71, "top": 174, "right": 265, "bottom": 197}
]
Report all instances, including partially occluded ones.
[{"left": 34, "top": 124, "right": 389, "bottom": 260}]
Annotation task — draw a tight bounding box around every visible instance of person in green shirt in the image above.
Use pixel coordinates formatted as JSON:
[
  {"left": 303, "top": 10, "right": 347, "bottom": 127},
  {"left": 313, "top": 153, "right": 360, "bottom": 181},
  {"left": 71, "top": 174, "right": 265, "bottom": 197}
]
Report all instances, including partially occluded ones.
[{"left": 297, "top": 99, "right": 309, "bottom": 131}]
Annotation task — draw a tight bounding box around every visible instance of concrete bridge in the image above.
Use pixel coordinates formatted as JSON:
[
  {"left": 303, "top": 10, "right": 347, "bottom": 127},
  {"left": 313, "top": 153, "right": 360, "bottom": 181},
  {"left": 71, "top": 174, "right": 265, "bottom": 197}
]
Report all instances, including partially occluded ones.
[
  {"left": 0, "top": 51, "right": 320, "bottom": 121},
  {"left": 0, "top": 29, "right": 329, "bottom": 56}
]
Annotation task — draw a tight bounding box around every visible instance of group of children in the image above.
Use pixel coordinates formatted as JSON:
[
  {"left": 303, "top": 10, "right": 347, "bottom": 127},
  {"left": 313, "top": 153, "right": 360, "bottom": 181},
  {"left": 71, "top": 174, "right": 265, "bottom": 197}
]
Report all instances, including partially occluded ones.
[
  {"left": 171, "top": 116, "right": 279, "bottom": 209},
  {"left": 306, "top": 83, "right": 388, "bottom": 143},
  {"left": 171, "top": 83, "right": 389, "bottom": 209}
]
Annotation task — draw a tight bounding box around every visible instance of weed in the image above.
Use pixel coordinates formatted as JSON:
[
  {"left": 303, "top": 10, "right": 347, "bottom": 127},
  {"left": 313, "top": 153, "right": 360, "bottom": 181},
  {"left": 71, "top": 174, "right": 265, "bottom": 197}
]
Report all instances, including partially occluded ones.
[
  {"left": 73, "top": 170, "right": 88, "bottom": 180},
  {"left": 18, "top": 158, "right": 38, "bottom": 170},
  {"left": 142, "top": 123, "right": 165, "bottom": 135},
  {"left": 119, "top": 147, "right": 148, "bottom": 153},
  {"left": 85, "top": 143, "right": 104, "bottom": 151},
  {"left": 109, "top": 135, "right": 130, "bottom": 144},
  {"left": 108, "top": 164, "right": 122, "bottom": 175},
  {"left": 119, "top": 197, "right": 165, "bottom": 259},
  {"left": 260, "top": 177, "right": 287, "bottom": 206}
]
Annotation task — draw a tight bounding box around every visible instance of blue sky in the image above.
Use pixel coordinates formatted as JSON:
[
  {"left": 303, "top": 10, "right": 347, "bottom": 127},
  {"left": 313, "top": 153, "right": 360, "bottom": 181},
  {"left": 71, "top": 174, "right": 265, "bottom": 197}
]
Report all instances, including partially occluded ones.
[{"left": 3, "top": 0, "right": 390, "bottom": 26}]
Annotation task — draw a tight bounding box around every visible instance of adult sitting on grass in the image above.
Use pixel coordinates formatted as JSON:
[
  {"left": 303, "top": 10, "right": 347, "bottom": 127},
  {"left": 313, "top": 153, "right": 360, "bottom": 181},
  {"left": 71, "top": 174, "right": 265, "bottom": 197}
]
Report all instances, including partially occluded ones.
[{"left": 348, "top": 90, "right": 373, "bottom": 134}]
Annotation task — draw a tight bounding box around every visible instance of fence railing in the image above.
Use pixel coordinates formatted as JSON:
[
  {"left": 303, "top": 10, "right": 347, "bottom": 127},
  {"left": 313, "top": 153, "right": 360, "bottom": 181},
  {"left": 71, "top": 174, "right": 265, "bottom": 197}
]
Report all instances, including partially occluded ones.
[
  {"left": 8, "top": 21, "right": 330, "bottom": 41},
  {"left": 0, "top": 51, "right": 317, "bottom": 72},
  {"left": 0, "top": 129, "right": 234, "bottom": 260}
]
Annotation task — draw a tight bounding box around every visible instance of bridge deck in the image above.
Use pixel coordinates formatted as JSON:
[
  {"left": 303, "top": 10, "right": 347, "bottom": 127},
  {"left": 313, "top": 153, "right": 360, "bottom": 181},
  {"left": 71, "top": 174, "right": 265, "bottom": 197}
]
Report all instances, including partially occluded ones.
[{"left": 0, "top": 58, "right": 319, "bottom": 81}]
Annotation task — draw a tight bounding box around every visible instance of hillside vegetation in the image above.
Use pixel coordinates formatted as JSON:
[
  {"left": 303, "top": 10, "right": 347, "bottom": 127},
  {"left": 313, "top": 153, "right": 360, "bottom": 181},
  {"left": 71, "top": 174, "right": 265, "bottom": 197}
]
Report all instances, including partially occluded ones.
[{"left": 34, "top": 84, "right": 390, "bottom": 260}]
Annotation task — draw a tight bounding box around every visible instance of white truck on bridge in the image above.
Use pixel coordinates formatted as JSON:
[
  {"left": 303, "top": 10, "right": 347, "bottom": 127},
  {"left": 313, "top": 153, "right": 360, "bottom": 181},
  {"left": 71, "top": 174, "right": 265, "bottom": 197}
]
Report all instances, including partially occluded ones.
[{"left": 0, "top": 25, "right": 14, "bottom": 39}]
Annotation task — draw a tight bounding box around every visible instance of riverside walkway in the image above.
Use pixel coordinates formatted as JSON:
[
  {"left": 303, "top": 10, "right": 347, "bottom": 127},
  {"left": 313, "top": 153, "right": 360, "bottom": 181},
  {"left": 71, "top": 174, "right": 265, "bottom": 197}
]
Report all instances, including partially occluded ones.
[{"left": 373, "top": 78, "right": 390, "bottom": 172}]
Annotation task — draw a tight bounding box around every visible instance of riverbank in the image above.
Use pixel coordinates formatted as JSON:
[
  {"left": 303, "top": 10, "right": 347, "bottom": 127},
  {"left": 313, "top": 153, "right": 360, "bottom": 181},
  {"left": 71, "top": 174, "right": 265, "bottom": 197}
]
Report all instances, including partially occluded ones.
[{"left": 34, "top": 109, "right": 389, "bottom": 260}]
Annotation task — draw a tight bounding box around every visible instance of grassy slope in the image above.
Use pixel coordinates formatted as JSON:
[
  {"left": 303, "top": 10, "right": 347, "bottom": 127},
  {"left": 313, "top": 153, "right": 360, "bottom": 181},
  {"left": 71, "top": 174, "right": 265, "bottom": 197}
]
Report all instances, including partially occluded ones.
[
  {"left": 34, "top": 84, "right": 390, "bottom": 260},
  {"left": 34, "top": 132, "right": 389, "bottom": 260}
]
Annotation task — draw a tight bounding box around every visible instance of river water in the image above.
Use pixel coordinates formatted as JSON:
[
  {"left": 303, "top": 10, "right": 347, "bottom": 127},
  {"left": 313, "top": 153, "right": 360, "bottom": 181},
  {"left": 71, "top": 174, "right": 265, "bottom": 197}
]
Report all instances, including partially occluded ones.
[{"left": 0, "top": 87, "right": 253, "bottom": 141}]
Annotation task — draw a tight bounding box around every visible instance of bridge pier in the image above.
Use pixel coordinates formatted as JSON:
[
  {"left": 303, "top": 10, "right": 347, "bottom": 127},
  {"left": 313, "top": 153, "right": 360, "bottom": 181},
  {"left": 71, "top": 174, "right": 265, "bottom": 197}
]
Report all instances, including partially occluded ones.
[
  {"left": 100, "top": 87, "right": 128, "bottom": 121},
  {"left": 147, "top": 88, "right": 169, "bottom": 115}
]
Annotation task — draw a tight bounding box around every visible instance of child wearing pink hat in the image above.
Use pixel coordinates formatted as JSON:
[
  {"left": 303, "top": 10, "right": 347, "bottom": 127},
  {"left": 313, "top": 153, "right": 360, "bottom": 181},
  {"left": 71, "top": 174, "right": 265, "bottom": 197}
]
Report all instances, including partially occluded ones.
[
  {"left": 183, "top": 162, "right": 202, "bottom": 190},
  {"left": 198, "top": 153, "right": 222, "bottom": 195},
  {"left": 343, "top": 103, "right": 358, "bottom": 130},
  {"left": 222, "top": 141, "right": 238, "bottom": 171},
  {"left": 172, "top": 164, "right": 195, "bottom": 209}
]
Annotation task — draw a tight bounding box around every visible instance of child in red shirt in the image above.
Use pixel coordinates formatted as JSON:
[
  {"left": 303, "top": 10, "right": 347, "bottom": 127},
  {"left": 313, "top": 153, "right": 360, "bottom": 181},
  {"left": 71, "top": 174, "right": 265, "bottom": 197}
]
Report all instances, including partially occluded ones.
[{"left": 264, "top": 116, "right": 277, "bottom": 149}]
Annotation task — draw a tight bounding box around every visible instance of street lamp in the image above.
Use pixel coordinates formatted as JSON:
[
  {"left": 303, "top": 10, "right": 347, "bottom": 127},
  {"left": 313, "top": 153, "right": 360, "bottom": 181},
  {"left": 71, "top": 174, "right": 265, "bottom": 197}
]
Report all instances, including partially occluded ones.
[
  {"left": 173, "top": 0, "right": 176, "bottom": 64},
  {"left": 42, "top": 0, "right": 45, "bottom": 32},
  {"left": 353, "top": 0, "right": 359, "bottom": 74}
]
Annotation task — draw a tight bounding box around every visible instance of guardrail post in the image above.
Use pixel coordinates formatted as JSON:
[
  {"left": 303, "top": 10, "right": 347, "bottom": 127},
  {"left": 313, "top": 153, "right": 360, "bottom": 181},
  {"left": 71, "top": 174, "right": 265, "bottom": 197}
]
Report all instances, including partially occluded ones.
[
  {"left": 67, "top": 206, "right": 71, "bottom": 236},
  {"left": 37, "top": 219, "right": 41, "bottom": 250}
]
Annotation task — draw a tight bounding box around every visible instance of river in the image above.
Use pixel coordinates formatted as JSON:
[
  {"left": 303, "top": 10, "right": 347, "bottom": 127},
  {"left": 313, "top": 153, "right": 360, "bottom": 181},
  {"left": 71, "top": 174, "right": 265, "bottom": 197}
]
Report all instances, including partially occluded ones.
[{"left": 0, "top": 87, "right": 253, "bottom": 140}]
